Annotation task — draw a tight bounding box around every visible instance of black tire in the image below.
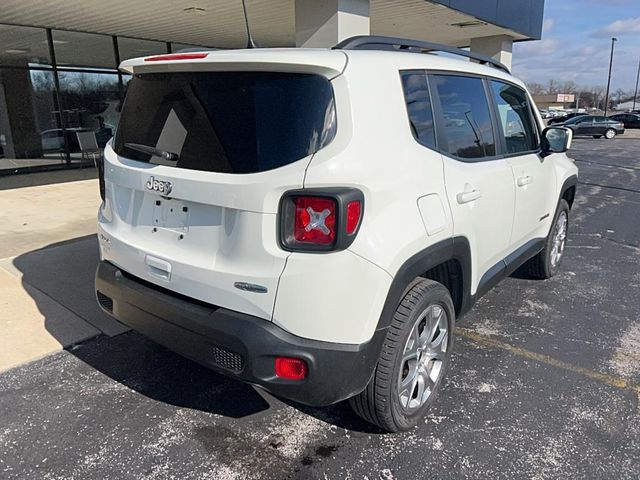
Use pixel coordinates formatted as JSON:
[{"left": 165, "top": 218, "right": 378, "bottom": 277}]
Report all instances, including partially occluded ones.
[
  {"left": 521, "top": 199, "right": 570, "bottom": 279},
  {"left": 604, "top": 128, "right": 617, "bottom": 139},
  {"left": 349, "top": 278, "right": 455, "bottom": 432}
]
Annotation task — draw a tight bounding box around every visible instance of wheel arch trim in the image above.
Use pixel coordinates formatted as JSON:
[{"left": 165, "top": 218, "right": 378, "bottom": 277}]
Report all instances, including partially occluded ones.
[
  {"left": 559, "top": 174, "right": 578, "bottom": 209},
  {"left": 375, "top": 237, "right": 472, "bottom": 333}
]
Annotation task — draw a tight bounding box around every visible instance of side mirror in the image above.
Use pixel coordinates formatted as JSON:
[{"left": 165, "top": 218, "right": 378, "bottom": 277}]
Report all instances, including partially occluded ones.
[{"left": 541, "top": 126, "right": 572, "bottom": 155}]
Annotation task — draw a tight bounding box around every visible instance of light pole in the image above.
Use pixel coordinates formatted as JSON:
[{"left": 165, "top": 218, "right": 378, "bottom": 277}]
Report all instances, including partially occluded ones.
[
  {"left": 603, "top": 37, "right": 617, "bottom": 116},
  {"left": 633, "top": 57, "right": 640, "bottom": 112}
]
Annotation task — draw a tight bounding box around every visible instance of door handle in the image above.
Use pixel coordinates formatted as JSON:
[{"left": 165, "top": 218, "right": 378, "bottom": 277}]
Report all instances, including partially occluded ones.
[
  {"left": 517, "top": 175, "right": 533, "bottom": 187},
  {"left": 456, "top": 189, "right": 482, "bottom": 204}
]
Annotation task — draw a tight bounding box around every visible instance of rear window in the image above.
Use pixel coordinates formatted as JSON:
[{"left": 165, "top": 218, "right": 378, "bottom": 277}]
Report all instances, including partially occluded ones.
[
  {"left": 113, "top": 72, "right": 336, "bottom": 173},
  {"left": 400, "top": 70, "right": 436, "bottom": 150}
]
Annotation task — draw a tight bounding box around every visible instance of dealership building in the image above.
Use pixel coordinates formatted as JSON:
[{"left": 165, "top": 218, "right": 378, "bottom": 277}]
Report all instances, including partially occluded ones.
[{"left": 0, "top": 0, "right": 544, "bottom": 176}]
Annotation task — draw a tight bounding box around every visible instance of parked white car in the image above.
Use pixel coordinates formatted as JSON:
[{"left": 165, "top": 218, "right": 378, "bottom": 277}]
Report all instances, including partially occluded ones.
[
  {"left": 95, "top": 36, "right": 578, "bottom": 432},
  {"left": 539, "top": 109, "right": 553, "bottom": 119}
]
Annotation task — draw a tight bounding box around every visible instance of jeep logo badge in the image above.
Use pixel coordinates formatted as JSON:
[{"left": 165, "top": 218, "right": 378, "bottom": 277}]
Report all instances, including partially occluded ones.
[{"left": 146, "top": 176, "right": 172, "bottom": 195}]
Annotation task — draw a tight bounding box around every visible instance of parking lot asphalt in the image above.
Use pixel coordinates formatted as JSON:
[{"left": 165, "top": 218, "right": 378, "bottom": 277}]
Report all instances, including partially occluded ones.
[{"left": 1, "top": 137, "right": 639, "bottom": 480}]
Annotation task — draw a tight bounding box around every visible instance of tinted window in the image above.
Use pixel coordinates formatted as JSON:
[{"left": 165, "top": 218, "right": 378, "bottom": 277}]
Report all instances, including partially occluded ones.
[
  {"left": 114, "top": 72, "right": 336, "bottom": 173},
  {"left": 400, "top": 71, "right": 436, "bottom": 149},
  {"left": 433, "top": 75, "right": 496, "bottom": 159},
  {"left": 565, "top": 116, "right": 590, "bottom": 125},
  {"left": 490, "top": 81, "right": 538, "bottom": 154}
]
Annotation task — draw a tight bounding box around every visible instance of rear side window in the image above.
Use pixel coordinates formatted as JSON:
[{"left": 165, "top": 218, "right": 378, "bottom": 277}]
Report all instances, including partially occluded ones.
[
  {"left": 400, "top": 71, "right": 436, "bottom": 149},
  {"left": 433, "top": 75, "right": 496, "bottom": 159},
  {"left": 113, "top": 72, "right": 336, "bottom": 174},
  {"left": 489, "top": 81, "right": 539, "bottom": 154}
]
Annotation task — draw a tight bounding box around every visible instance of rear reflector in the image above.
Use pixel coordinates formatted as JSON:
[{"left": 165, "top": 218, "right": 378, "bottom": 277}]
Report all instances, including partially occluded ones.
[
  {"left": 144, "top": 53, "right": 208, "bottom": 62},
  {"left": 346, "top": 201, "right": 362, "bottom": 234},
  {"left": 275, "top": 357, "right": 308, "bottom": 380}
]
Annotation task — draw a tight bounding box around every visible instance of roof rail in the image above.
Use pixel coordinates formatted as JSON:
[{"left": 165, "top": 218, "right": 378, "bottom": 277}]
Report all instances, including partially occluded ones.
[{"left": 333, "top": 35, "right": 510, "bottom": 74}]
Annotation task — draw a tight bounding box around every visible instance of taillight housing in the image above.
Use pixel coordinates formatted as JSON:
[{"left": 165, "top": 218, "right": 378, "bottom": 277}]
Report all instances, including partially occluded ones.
[
  {"left": 97, "top": 156, "right": 105, "bottom": 202},
  {"left": 279, "top": 188, "right": 364, "bottom": 252}
]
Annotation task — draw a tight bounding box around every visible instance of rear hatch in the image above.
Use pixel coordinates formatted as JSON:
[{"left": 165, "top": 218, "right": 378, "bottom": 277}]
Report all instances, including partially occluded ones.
[{"left": 99, "top": 51, "right": 345, "bottom": 320}]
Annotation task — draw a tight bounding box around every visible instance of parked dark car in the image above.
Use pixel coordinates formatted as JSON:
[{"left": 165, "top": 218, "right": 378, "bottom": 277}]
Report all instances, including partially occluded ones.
[
  {"left": 609, "top": 113, "right": 640, "bottom": 129},
  {"left": 559, "top": 115, "right": 624, "bottom": 139},
  {"left": 548, "top": 112, "right": 586, "bottom": 125}
]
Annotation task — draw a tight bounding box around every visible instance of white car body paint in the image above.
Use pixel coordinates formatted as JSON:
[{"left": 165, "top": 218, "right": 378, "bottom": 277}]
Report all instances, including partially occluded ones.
[{"left": 99, "top": 47, "right": 578, "bottom": 345}]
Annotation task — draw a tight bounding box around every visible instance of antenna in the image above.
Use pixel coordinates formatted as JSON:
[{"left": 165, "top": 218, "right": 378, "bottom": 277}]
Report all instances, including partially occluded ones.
[{"left": 241, "top": 0, "right": 258, "bottom": 49}]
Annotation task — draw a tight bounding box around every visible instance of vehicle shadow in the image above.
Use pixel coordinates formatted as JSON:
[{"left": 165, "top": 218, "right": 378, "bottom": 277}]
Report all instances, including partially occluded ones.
[{"left": 12, "top": 235, "right": 382, "bottom": 432}]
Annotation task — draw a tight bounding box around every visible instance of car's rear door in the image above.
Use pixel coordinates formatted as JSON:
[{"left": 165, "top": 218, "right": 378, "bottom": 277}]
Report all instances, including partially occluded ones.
[
  {"left": 430, "top": 73, "right": 515, "bottom": 293},
  {"left": 572, "top": 116, "right": 592, "bottom": 135},
  {"left": 590, "top": 116, "right": 605, "bottom": 135}
]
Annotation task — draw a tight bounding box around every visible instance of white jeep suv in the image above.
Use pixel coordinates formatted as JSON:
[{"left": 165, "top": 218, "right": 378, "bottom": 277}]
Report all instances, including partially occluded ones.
[{"left": 95, "top": 36, "right": 578, "bottom": 432}]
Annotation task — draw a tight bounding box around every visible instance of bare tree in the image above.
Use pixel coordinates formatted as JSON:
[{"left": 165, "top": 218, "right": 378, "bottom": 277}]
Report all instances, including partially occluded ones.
[
  {"left": 591, "top": 85, "right": 606, "bottom": 110},
  {"left": 614, "top": 88, "right": 629, "bottom": 103},
  {"left": 526, "top": 82, "right": 546, "bottom": 95},
  {"left": 559, "top": 81, "right": 577, "bottom": 94}
]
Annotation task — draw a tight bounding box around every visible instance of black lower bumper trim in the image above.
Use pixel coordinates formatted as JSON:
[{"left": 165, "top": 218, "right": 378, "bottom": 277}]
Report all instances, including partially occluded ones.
[{"left": 95, "top": 261, "right": 386, "bottom": 406}]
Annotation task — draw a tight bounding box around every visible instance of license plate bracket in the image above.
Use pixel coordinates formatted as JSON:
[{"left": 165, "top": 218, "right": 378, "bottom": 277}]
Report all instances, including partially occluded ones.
[{"left": 152, "top": 198, "right": 190, "bottom": 233}]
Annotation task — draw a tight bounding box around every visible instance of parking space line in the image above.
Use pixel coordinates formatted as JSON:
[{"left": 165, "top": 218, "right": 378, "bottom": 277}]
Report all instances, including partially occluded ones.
[{"left": 457, "top": 327, "right": 640, "bottom": 398}]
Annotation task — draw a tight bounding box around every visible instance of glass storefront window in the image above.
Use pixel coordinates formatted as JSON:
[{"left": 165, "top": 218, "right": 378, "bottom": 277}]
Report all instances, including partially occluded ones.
[
  {"left": 171, "top": 43, "right": 212, "bottom": 53},
  {"left": 57, "top": 72, "right": 120, "bottom": 163},
  {"left": 52, "top": 30, "right": 116, "bottom": 70},
  {"left": 117, "top": 37, "right": 167, "bottom": 62},
  {"left": 0, "top": 69, "right": 63, "bottom": 171},
  {"left": 0, "top": 25, "right": 51, "bottom": 67},
  {"left": 0, "top": 23, "right": 214, "bottom": 175}
]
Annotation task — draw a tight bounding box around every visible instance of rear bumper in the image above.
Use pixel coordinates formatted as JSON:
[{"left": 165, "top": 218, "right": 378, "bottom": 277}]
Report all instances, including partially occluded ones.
[{"left": 95, "top": 261, "right": 385, "bottom": 406}]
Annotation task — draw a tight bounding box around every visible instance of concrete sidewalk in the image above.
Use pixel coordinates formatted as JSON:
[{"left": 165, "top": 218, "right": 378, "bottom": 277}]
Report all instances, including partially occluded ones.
[{"left": 0, "top": 172, "right": 128, "bottom": 372}]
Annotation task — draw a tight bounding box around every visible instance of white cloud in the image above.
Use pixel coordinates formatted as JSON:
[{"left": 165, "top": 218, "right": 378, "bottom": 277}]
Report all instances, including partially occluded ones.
[
  {"left": 542, "top": 18, "right": 555, "bottom": 33},
  {"left": 514, "top": 38, "right": 559, "bottom": 56},
  {"left": 594, "top": 16, "right": 640, "bottom": 36},
  {"left": 589, "top": 0, "right": 636, "bottom": 4},
  {"left": 579, "top": 45, "right": 598, "bottom": 56}
]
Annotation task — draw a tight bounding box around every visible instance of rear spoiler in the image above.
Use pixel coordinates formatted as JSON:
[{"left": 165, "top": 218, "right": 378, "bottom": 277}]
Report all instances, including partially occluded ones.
[{"left": 119, "top": 49, "right": 348, "bottom": 79}]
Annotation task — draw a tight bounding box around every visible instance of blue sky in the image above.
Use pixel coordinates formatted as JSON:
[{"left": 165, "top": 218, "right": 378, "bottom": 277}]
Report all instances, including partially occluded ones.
[{"left": 512, "top": 0, "right": 640, "bottom": 91}]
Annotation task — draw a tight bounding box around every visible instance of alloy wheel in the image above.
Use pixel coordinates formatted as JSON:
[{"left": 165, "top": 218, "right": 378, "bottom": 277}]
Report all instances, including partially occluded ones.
[
  {"left": 550, "top": 211, "right": 567, "bottom": 267},
  {"left": 397, "top": 304, "right": 448, "bottom": 412}
]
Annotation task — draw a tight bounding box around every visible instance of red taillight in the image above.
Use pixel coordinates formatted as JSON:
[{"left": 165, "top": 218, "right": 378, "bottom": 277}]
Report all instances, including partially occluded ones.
[
  {"left": 275, "top": 357, "right": 308, "bottom": 380},
  {"left": 144, "top": 53, "right": 208, "bottom": 62},
  {"left": 293, "top": 196, "right": 336, "bottom": 244},
  {"left": 346, "top": 201, "right": 362, "bottom": 235},
  {"left": 279, "top": 189, "right": 363, "bottom": 252}
]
